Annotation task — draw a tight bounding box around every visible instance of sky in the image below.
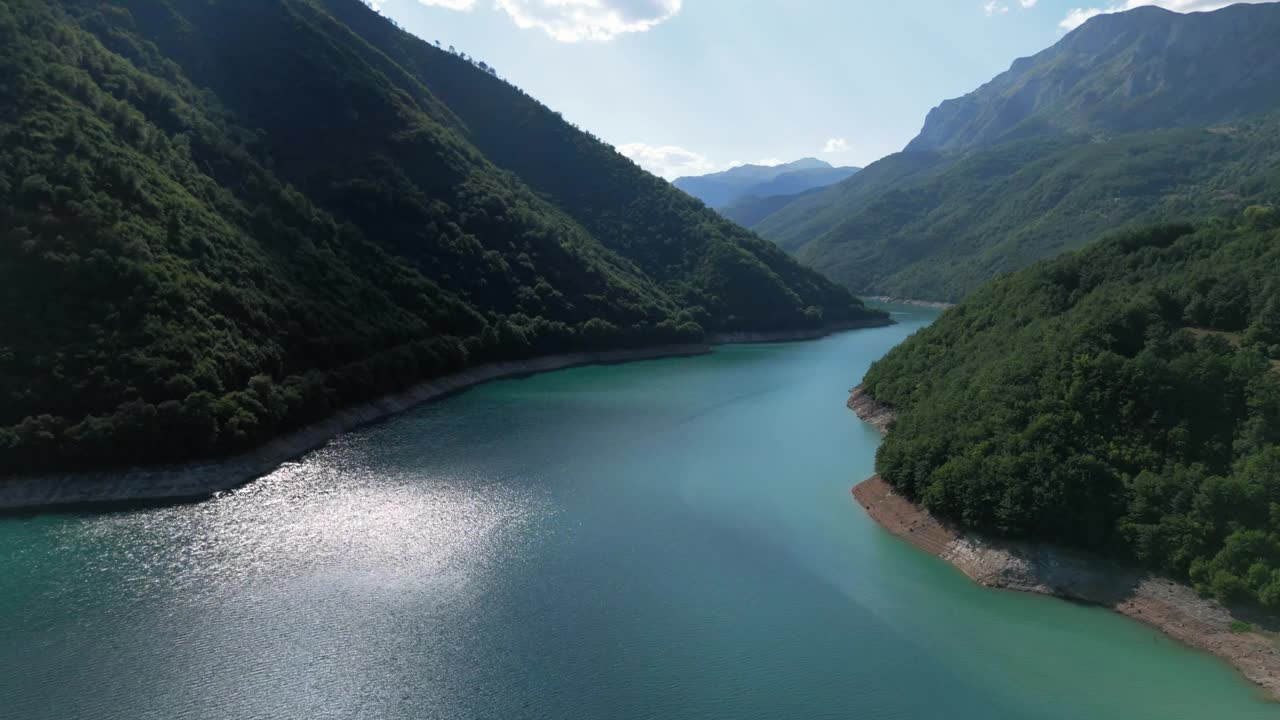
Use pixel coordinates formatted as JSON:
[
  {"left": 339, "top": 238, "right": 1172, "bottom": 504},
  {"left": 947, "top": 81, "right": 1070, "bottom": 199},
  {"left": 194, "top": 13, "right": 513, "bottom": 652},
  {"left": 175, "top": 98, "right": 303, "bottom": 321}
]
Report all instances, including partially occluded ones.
[{"left": 368, "top": 0, "right": 1272, "bottom": 179}]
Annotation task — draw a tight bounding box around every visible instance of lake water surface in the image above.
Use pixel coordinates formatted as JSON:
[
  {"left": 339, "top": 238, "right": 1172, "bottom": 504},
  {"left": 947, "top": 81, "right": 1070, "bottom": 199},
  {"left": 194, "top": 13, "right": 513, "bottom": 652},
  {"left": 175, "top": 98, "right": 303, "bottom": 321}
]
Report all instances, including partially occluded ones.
[{"left": 2, "top": 305, "right": 1275, "bottom": 719}]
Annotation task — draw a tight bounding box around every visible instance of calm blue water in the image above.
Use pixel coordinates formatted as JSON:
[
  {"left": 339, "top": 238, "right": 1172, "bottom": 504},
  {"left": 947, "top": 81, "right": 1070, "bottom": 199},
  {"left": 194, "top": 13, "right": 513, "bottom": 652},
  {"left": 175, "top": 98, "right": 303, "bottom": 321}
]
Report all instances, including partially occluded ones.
[{"left": 1, "top": 305, "right": 1275, "bottom": 719}]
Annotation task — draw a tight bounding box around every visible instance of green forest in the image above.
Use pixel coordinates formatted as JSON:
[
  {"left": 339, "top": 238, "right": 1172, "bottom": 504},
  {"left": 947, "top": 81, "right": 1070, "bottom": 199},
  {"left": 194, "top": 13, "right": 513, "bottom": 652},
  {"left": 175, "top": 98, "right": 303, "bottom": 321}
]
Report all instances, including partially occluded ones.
[
  {"left": 0, "top": 0, "right": 882, "bottom": 474},
  {"left": 753, "top": 117, "right": 1280, "bottom": 303},
  {"left": 862, "top": 209, "right": 1280, "bottom": 609}
]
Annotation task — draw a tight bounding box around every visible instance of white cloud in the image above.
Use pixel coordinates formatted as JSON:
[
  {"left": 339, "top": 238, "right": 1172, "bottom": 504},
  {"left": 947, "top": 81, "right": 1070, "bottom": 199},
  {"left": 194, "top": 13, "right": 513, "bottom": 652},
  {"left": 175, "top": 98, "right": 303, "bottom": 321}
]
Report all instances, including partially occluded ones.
[
  {"left": 618, "top": 145, "right": 790, "bottom": 179},
  {"left": 493, "top": 0, "right": 682, "bottom": 42},
  {"left": 727, "top": 158, "right": 784, "bottom": 169},
  {"left": 405, "top": 0, "right": 680, "bottom": 41},
  {"left": 823, "top": 137, "right": 850, "bottom": 153},
  {"left": 617, "top": 143, "right": 715, "bottom": 179},
  {"left": 416, "top": 0, "right": 480, "bottom": 9},
  {"left": 1060, "top": 6, "right": 1104, "bottom": 27},
  {"left": 984, "top": 0, "right": 1037, "bottom": 15},
  {"left": 1059, "top": 1, "right": 1270, "bottom": 31}
]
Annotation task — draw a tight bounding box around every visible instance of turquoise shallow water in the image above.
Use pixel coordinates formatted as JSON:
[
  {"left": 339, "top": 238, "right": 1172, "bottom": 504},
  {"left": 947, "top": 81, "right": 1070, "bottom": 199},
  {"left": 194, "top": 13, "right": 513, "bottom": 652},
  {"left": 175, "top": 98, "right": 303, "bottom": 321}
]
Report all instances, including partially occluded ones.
[{"left": 2, "top": 305, "right": 1275, "bottom": 719}]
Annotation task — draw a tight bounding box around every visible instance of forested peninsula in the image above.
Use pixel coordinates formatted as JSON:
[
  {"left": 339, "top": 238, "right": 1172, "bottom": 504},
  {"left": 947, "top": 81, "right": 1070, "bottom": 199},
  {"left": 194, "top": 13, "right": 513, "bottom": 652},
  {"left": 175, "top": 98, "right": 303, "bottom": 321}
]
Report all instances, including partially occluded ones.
[
  {"left": 860, "top": 211, "right": 1280, "bottom": 612},
  {"left": 0, "top": 0, "right": 886, "bottom": 480}
]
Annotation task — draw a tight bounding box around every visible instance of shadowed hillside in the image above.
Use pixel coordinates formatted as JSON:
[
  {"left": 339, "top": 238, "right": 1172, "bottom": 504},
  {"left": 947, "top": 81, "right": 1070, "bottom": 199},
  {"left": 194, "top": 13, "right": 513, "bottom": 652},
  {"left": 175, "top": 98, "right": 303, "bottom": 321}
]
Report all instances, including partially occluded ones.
[{"left": 0, "top": 0, "right": 883, "bottom": 473}]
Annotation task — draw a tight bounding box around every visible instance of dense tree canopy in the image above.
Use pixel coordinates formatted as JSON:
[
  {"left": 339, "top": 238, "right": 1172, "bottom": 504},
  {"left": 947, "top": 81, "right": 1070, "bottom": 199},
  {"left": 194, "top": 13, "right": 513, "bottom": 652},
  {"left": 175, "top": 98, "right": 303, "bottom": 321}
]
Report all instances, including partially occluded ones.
[
  {"left": 863, "top": 216, "right": 1280, "bottom": 610},
  {"left": 0, "top": 0, "right": 882, "bottom": 473}
]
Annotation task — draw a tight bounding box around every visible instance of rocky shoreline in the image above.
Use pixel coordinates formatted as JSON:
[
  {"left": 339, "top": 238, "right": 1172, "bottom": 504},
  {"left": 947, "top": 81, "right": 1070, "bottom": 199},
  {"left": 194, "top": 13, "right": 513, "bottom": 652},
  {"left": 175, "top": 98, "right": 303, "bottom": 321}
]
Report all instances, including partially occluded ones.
[
  {"left": 710, "top": 316, "right": 893, "bottom": 344},
  {"left": 0, "top": 321, "right": 891, "bottom": 512},
  {"left": 847, "top": 385, "right": 1280, "bottom": 701},
  {"left": 0, "top": 345, "right": 716, "bottom": 511},
  {"left": 864, "top": 295, "right": 956, "bottom": 310}
]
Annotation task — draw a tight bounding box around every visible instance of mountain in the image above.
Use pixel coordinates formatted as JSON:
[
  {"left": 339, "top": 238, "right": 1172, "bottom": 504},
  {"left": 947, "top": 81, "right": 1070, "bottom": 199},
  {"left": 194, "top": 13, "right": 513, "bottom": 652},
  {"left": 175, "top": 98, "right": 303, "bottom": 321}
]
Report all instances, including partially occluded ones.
[
  {"left": 748, "top": 3, "right": 1280, "bottom": 302},
  {"left": 794, "top": 119, "right": 1280, "bottom": 301},
  {"left": 907, "top": 4, "right": 1280, "bottom": 154},
  {"left": 0, "top": 0, "right": 883, "bottom": 474},
  {"left": 673, "top": 158, "right": 858, "bottom": 209},
  {"left": 752, "top": 150, "right": 949, "bottom": 253},
  {"left": 720, "top": 186, "right": 825, "bottom": 228},
  {"left": 861, "top": 211, "right": 1280, "bottom": 610},
  {"left": 748, "top": 165, "right": 862, "bottom": 199}
]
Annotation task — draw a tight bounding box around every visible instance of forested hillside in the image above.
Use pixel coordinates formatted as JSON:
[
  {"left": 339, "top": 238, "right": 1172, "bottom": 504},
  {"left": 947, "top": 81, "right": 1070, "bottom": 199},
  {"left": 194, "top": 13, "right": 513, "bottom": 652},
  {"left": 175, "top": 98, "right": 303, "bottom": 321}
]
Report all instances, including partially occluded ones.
[
  {"left": 747, "top": 3, "right": 1280, "bottom": 302},
  {"left": 0, "top": 0, "right": 882, "bottom": 473},
  {"left": 752, "top": 151, "right": 949, "bottom": 254},
  {"left": 862, "top": 210, "right": 1280, "bottom": 609},
  {"left": 791, "top": 119, "right": 1280, "bottom": 301},
  {"left": 720, "top": 186, "right": 829, "bottom": 230}
]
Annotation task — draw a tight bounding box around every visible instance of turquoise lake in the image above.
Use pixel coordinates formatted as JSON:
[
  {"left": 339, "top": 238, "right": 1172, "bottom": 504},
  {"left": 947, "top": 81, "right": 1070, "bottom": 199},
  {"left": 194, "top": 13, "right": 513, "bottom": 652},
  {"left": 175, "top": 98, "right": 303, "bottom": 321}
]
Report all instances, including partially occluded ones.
[{"left": 2, "top": 305, "right": 1275, "bottom": 719}]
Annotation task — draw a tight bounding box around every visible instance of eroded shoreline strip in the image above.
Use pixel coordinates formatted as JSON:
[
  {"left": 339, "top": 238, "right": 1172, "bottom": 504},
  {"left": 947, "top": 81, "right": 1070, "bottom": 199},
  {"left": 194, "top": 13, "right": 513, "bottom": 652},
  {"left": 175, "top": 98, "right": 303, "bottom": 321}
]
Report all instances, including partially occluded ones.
[
  {"left": 0, "top": 319, "right": 892, "bottom": 511},
  {"left": 847, "top": 385, "right": 1280, "bottom": 701},
  {"left": 863, "top": 295, "right": 956, "bottom": 310}
]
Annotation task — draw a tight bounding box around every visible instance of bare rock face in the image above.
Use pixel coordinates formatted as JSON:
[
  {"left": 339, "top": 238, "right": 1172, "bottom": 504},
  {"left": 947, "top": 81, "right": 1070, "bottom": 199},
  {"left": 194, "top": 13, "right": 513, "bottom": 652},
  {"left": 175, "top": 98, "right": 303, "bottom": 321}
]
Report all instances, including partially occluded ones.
[
  {"left": 905, "top": 4, "right": 1280, "bottom": 154},
  {"left": 851, "top": 474, "right": 1280, "bottom": 701},
  {"left": 847, "top": 385, "right": 897, "bottom": 436}
]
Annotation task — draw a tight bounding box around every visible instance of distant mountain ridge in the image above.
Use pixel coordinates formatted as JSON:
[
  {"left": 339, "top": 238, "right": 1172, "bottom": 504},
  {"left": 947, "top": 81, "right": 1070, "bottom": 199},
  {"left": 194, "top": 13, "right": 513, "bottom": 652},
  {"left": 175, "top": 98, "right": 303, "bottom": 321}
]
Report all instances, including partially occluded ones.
[
  {"left": 673, "top": 158, "right": 859, "bottom": 209},
  {"left": 745, "top": 2, "right": 1280, "bottom": 302}
]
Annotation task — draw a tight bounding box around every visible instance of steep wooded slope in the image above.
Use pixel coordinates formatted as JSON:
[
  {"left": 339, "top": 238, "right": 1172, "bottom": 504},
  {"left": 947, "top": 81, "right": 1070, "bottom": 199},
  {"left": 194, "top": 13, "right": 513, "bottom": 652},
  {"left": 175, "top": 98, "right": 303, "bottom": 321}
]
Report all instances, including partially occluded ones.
[
  {"left": 863, "top": 212, "right": 1280, "bottom": 610},
  {"left": 0, "top": 0, "right": 882, "bottom": 472}
]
